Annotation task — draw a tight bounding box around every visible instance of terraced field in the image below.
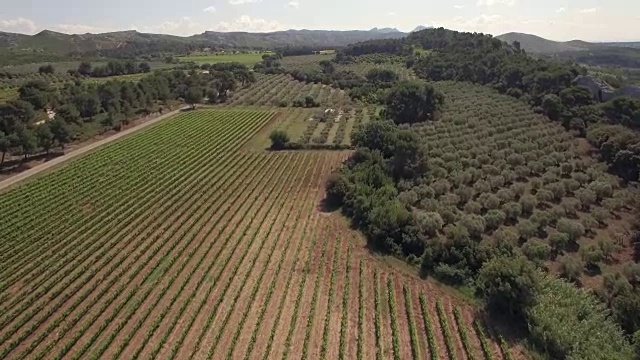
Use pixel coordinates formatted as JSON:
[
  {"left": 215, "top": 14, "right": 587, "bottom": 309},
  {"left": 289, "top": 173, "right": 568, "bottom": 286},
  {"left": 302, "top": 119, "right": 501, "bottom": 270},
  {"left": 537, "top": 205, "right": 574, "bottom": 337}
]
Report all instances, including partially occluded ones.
[{"left": 0, "top": 109, "right": 522, "bottom": 359}]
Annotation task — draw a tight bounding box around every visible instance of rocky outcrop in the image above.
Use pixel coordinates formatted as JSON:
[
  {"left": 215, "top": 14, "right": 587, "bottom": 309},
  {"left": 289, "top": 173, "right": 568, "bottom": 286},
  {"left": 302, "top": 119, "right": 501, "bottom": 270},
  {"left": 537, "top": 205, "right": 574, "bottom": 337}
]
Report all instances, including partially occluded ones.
[{"left": 573, "top": 75, "right": 640, "bottom": 102}]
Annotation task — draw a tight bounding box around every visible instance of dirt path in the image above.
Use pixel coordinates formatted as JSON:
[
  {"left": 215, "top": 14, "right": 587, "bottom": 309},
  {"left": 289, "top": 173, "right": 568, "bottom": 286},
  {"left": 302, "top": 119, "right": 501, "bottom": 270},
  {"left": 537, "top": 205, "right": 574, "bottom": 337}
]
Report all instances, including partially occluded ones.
[{"left": 0, "top": 108, "right": 183, "bottom": 193}]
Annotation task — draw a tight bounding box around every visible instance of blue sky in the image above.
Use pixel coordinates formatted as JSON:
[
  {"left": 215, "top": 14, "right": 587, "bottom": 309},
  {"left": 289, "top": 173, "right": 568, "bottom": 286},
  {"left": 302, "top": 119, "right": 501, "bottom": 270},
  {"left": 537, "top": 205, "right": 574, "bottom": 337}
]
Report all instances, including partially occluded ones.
[{"left": 0, "top": 0, "right": 639, "bottom": 41}]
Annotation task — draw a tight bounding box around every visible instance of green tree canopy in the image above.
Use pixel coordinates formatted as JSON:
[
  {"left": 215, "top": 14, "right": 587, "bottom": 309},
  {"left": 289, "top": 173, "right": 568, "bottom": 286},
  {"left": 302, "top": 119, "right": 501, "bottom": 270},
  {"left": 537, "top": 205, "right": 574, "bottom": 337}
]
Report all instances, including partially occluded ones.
[{"left": 383, "top": 80, "right": 444, "bottom": 124}]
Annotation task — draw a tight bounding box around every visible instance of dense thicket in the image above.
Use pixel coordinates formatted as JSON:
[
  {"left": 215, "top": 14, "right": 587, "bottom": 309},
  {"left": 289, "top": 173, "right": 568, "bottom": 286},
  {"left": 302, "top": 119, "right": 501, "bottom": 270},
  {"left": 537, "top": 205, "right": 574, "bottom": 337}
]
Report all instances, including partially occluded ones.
[{"left": 0, "top": 63, "right": 254, "bottom": 166}]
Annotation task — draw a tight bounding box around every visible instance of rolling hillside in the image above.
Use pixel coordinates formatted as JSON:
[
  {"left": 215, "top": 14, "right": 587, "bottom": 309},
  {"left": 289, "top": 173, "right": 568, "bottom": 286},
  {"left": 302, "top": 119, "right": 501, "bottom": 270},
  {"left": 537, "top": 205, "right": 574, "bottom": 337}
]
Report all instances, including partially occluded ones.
[{"left": 497, "top": 32, "right": 640, "bottom": 53}]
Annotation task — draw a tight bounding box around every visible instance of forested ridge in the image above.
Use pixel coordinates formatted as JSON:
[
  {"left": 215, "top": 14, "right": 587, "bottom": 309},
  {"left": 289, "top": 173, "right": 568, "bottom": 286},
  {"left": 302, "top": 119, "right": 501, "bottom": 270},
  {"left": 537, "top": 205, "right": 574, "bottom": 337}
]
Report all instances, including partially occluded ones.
[{"left": 320, "top": 28, "right": 640, "bottom": 359}]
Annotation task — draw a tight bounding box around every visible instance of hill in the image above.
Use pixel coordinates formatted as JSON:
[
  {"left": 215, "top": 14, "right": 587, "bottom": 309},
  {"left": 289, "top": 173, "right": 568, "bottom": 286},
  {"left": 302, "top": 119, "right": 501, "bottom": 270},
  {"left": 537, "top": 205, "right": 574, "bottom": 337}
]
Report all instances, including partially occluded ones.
[
  {"left": 0, "top": 28, "right": 408, "bottom": 59},
  {"left": 497, "top": 32, "right": 640, "bottom": 54},
  {"left": 496, "top": 32, "right": 589, "bottom": 53}
]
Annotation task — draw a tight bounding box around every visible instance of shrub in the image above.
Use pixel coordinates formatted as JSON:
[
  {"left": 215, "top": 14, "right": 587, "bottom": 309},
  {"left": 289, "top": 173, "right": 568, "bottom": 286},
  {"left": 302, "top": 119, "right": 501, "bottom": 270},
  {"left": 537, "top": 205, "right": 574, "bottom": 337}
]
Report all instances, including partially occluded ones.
[
  {"left": 575, "top": 188, "right": 596, "bottom": 210},
  {"left": 530, "top": 210, "right": 550, "bottom": 230},
  {"left": 536, "top": 189, "right": 554, "bottom": 204},
  {"left": 460, "top": 214, "right": 486, "bottom": 239},
  {"left": 473, "top": 180, "right": 491, "bottom": 193},
  {"left": 519, "top": 195, "right": 538, "bottom": 214},
  {"left": 592, "top": 207, "right": 611, "bottom": 226},
  {"left": 398, "top": 190, "right": 419, "bottom": 206},
  {"left": 507, "top": 153, "right": 526, "bottom": 167},
  {"left": 326, "top": 173, "right": 349, "bottom": 206},
  {"left": 559, "top": 255, "right": 584, "bottom": 282},
  {"left": 502, "top": 202, "right": 522, "bottom": 222},
  {"left": 484, "top": 210, "right": 506, "bottom": 231},
  {"left": 496, "top": 189, "right": 515, "bottom": 203},
  {"left": 560, "top": 198, "right": 580, "bottom": 217},
  {"left": 580, "top": 244, "right": 604, "bottom": 268},
  {"left": 557, "top": 219, "right": 585, "bottom": 242},
  {"left": 269, "top": 130, "right": 290, "bottom": 150},
  {"left": 561, "top": 179, "right": 581, "bottom": 194},
  {"left": 511, "top": 183, "right": 526, "bottom": 199},
  {"left": 571, "top": 172, "right": 590, "bottom": 185},
  {"left": 415, "top": 185, "right": 435, "bottom": 200},
  {"left": 546, "top": 182, "right": 566, "bottom": 201},
  {"left": 522, "top": 238, "right": 552, "bottom": 264},
  {"left": 516, "top": 220, "right": 537, "bottom": 241},
  {"left": 455, "top": 186, "right": 475, "bottom": 205},
  {"left": 581, "top": 215, "right": 598, "bottom": 233},
  {"left": 464, "top": 201, "right": 482, "bottom": 215},
  {"left": 441, "top": 193, "right": 460, "bottom": 207},
  {"left": 479, "top": 193, "right": 501, "bottom": 210},
  {"left": 417, "top": 211, "right": 444, "bottom": 237},
  {"left": 277, "top": 100, "right": 289, "bottom": 107},
  {"left": 589, "top": 181, "right": 614, "bottom": 201},
  {"left": 549, "top": 232, "right": 570, "bottom": 253},
  {"left": 602, "top": 198, "right": 623, "bottom": 212}
]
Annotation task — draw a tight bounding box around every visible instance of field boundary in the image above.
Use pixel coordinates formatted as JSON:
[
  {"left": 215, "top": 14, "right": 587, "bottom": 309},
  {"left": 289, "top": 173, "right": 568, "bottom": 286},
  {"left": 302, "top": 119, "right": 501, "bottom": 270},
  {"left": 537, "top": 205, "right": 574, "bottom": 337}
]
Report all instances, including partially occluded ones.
[{"left": 0, "top": 108, "right": 183, "bottom": 193}]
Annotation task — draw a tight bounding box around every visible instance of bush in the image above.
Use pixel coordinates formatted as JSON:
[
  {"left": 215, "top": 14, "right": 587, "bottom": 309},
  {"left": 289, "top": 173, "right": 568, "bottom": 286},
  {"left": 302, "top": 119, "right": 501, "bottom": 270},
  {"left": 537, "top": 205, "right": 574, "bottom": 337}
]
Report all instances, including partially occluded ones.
[
  {"left": 559, "top": 255, "right": 584, "bottom": 282},
  {"left": 326, "top": 173, "right": 349, "bottom": 206},
  {"left": 519, "top": 195, "right": 538, "bottom": 214},
  {"left": 589, "top": 181, "right": 614, "bottom": 201},
  {"left": 536, "top": 189, "right": 554, "bottom": 204},
  {"left": 516, "top": 220, "right": 537, "bottom": 241},
  {"left": 557, "top": 219, "right": 585, "bottom": 242},
  {"left": 479, "top": 193, "right": 501, "bottom": 210},
  {"left": 530, "top": 210, "right": 550, "bottom": 230},
  {"left": 580, "top": 244, "right": 604, "bottom": 268},
  {"left": 496, "top": 189, "right": 515, "bottom": 203},
  {"left": 269, "top": 130, "right": 290, "bottom": 150},
  {"left": 417, "top": 211, "right": 444, "bottom": 237},
  {"left": 484, "top": 210, "right": 506, "bottom": 231},
  {"left": 464, "top": 200, "right": 482, "bottom": 215},
  {"left": 560, "top": 198, "right": 580, "bottom": 217},
  {"left": 277, "top": 100, "right": 289, "bottom": 107},
  {"left": 522, "top": 238, "right": 552, "bottom": 264},
  {"left": 575, "top": 188, "right": 596, "bottom": 210},
  {"left": 502, "top": 202, "right": 522, "bottom": 222},
  {"left": 460, "top": 214, "right": 486, "bottom": 239},
  {"left": 549, "top": 232, "right": 570, "bottom": 253}
]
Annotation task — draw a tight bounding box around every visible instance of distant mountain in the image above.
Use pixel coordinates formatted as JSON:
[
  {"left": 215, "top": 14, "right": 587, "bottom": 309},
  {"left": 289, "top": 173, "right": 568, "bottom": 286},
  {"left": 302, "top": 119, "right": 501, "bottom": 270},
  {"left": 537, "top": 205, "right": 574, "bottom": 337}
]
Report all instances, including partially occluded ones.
[
  {"left": 497, "top": 32, "right": 640, "bottom": 54},
  {"left": 411, "top": 25, "right": 432, "bottom": 33},
  {"left": 496, "top": 32, "right": 587, "bottom": 53},
  {"left": 0, "top": 28, "right": 408, "bottom": 59},
  {"left": 369, "top": 27, "right": 402, "bottom": 34}
]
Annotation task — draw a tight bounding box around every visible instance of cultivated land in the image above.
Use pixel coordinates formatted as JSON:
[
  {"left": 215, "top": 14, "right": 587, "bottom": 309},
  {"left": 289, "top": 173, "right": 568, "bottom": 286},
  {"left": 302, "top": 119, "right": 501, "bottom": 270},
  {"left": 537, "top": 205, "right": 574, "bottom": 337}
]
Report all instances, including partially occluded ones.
[
  {"left": 0, "top": 108, "right": 523, "bottom": 359},
  {"left": 177, "top": 52, "right": 268, "bottom": 66}
]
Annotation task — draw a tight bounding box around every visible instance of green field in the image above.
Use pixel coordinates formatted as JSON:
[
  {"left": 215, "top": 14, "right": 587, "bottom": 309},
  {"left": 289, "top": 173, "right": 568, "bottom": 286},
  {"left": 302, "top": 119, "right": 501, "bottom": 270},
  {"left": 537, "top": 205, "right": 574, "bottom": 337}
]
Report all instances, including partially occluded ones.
[{"left": 178, "top": 53, "right": 269, "bottom": 66}]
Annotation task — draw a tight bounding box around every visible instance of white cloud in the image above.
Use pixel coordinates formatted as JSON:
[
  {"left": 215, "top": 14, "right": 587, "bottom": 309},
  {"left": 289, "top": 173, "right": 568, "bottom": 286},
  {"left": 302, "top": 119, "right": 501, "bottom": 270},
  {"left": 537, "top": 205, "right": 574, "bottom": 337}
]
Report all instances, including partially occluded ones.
[
  {"left": 215, "top": 15, "right": 286, "bottom": 32},
  {"left": 476, "top": 0, "right": 515, "bottom": 6},
  {"left": 141, "top": 17, "right": 204, "bottom": 36},
  {"left": 579, "top": 8, "right": 598, "bottom": 14},
  {"left": 51, "top": 24, "right": 116, "bottom": 34},
  {"left": 0, "top": 17, "right": 37, "bottom": 34},
  {"left": 229, "top": 0, "right": 263, "bottom": 5},
  {"left": 387, "top": 12, "right": 397, "bottom": 16},
  {"left": 556, "top": 7, "right": 566, "bottom": 13},
  {"left": 203, "top": 6, "right": 217, "bottom": 13},
  {"left": 286, "top": 1, "right": 299, "bottom": 8},
  {"left": 454, "top": 5, "right": 465, "bottom": 9}
]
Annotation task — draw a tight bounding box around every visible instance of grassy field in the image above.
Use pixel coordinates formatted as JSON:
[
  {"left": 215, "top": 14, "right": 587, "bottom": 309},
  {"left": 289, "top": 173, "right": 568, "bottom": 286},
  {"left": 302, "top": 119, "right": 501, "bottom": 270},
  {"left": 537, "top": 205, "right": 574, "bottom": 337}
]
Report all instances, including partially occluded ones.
[
  {"left": 0, "top": 108, "right": 524, "bottom": 360},
  {"left": 178, "top": 52, "right": 268, "bottom": 66}
]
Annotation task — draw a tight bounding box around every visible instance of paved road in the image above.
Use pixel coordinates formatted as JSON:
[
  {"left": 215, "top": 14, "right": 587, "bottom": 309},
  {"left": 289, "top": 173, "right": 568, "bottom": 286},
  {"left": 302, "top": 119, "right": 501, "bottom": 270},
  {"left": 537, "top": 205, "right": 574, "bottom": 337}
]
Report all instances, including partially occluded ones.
[{"left": 0, "top": 108, "right": 183, "bottom": 193}]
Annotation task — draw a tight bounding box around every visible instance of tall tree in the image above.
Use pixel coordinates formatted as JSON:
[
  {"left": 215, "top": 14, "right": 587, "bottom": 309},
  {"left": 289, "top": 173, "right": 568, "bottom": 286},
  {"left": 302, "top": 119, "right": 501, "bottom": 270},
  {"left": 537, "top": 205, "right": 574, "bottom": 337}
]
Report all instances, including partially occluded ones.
[{"left": 383, "top": 80, "right": 445, "bottom": 124}]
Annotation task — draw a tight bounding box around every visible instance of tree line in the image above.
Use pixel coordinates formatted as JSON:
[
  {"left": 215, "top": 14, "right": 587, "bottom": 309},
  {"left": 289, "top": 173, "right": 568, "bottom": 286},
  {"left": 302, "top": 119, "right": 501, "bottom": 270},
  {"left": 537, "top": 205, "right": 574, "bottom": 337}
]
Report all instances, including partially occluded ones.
[{"left": 0, "top": 62, "right": 255, "bottom": 167}]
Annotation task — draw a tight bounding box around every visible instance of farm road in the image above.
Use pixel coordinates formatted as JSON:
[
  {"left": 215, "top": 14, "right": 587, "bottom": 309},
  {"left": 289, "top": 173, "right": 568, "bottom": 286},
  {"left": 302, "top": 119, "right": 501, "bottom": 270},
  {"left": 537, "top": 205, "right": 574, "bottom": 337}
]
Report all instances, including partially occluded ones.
[{"left": 0, "top": 108, "right": 184, "bottom": 193}]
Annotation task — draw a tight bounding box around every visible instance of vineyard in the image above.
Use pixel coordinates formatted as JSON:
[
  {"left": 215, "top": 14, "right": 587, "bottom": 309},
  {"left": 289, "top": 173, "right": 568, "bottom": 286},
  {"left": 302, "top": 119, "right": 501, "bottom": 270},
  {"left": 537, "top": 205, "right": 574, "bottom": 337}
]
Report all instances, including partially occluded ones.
[{"left": 0, "top": 108, "right": 522, "bottom": 359}]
